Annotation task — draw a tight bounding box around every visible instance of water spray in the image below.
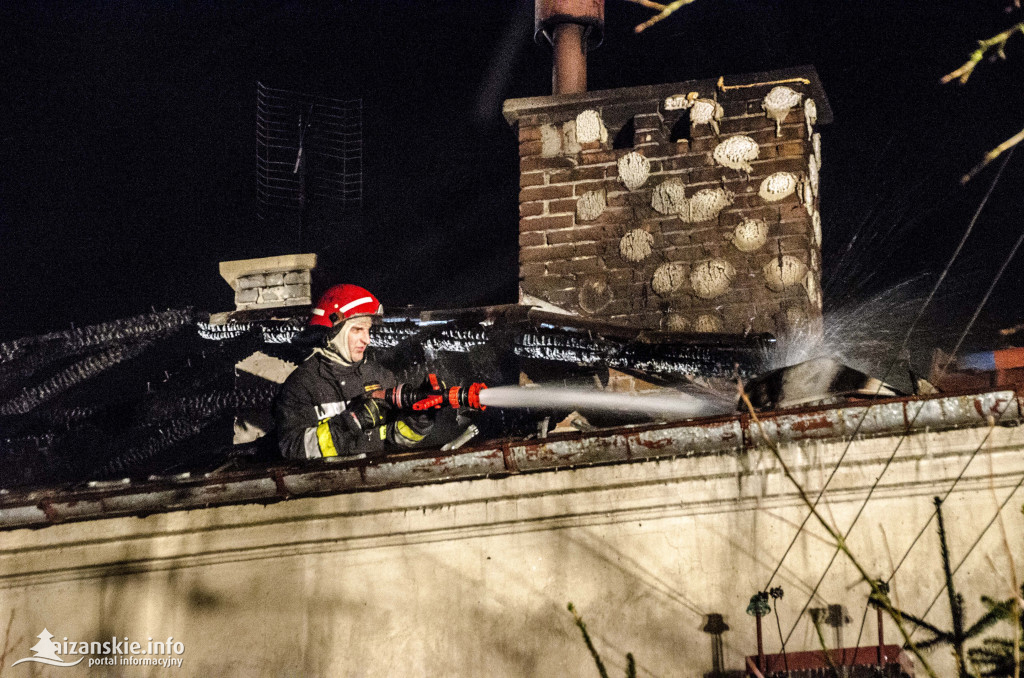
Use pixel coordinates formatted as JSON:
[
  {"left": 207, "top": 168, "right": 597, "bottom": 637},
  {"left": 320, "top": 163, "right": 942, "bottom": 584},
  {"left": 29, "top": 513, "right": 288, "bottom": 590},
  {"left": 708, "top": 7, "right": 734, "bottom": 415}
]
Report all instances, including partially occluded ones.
[{"left": 476, "top": 385, "right": 732, "bottom": 420}]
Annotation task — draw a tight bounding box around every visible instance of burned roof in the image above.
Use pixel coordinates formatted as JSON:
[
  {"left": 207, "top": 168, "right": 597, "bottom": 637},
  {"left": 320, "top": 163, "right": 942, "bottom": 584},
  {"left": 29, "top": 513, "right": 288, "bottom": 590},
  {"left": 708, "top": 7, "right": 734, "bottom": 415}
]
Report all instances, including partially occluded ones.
[
  {"left": 0, "top": 305, "right": 770, "bottom": 491},
  {"left": 3, "top": 303, "right": 1017, "bottom": 531}
]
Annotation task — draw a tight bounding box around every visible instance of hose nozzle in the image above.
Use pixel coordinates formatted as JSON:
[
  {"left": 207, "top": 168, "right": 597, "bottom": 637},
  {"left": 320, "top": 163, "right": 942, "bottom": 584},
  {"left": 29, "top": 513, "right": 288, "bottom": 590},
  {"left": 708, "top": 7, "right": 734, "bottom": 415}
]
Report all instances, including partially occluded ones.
[{"left": 380, "top": 380, "right": 487, "bottom": 411}]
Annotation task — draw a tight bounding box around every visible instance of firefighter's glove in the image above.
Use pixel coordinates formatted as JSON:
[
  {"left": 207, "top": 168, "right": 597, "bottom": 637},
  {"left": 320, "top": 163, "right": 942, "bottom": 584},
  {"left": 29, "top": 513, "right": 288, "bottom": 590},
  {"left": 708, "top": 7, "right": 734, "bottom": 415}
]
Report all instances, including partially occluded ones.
[{"left": 345, "top": 394, "right": 394, "bottom": 433}]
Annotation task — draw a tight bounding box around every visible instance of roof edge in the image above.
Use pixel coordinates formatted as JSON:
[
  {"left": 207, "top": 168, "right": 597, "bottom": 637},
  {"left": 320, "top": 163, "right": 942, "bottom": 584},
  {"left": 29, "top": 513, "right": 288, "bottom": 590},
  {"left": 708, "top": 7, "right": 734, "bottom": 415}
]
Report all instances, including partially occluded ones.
[{"left": 1, "top": 389, "right": 1017, "bottom": 531}]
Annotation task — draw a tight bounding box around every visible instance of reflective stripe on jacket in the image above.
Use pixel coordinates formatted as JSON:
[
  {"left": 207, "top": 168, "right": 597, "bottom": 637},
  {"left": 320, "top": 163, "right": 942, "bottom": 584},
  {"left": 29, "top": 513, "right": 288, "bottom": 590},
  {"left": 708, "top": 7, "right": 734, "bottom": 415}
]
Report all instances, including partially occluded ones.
[{"left": 272, "top": 354, "right": 431, "bottom": 460}]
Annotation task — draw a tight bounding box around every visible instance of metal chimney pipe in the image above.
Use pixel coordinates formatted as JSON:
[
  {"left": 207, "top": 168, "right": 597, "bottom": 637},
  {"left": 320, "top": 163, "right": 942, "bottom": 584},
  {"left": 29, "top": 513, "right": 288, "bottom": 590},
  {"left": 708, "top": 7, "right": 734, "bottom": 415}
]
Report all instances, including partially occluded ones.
[
  {"left": 551, "top": 23, "right": 587, "bottom": 94},
  {"left": 534, "top": 0, "right": 604, "bottom": 95}
]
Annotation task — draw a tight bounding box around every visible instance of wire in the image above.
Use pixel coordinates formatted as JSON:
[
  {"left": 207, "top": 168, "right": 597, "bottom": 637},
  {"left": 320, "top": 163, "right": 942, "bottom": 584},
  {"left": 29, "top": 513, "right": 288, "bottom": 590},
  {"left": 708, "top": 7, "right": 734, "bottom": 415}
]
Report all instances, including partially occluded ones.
[
  {"left": 762, "top": 141, "right": 1016, "bottom": 592},
  {"left": 773, "top": 603, "right": 790, "bottom": 673},
  {"left": 940, "top": 156, "right": 1024, "bottom": 375},
  {"left": 781, "top": 401, "right": 927, "bottom": 644},
  {"left": 782, "top": 392, "right": 1018, "bottom": 645},
  {"left": 885, "top": 398, "right": 1015, "bottom": 581},
  {"left": 847, "top": 394, "right": 1017, "bottom": 653},
  {"left": 258, "top": 81, "right": 362, "bottom": 106},
  {"left": 849, "top": 599, "right": 872, "bottom": 662}
]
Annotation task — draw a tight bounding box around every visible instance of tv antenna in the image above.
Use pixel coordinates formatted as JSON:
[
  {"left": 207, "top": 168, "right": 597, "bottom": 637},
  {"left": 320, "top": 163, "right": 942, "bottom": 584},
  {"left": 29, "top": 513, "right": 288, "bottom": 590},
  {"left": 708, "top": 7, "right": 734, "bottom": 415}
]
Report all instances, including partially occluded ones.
[{"left": 256, "top": 82, "right": 362, "bottom": 249}]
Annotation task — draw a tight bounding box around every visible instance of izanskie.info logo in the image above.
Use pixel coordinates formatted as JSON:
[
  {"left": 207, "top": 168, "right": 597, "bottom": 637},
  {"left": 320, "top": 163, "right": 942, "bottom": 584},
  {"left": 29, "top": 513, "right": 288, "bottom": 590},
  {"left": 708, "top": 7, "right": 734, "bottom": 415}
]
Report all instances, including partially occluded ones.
[{"left": 11, "top": 628, "right": 185, "bottom": 669}]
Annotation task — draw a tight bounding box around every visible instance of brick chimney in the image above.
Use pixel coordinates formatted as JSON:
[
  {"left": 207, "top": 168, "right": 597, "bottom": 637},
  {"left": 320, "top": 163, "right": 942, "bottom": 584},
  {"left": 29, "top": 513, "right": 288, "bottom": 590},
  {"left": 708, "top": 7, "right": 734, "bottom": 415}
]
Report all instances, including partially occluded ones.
[{"left": 503, "top": 66, "right": 831, "bottom": 336}]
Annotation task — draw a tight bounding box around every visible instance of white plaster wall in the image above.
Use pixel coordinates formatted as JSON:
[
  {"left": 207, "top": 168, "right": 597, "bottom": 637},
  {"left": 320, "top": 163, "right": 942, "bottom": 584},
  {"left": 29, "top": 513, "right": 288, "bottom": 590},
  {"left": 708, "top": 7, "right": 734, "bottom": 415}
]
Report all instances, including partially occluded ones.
[{"left": 1, "top": 424, "right": 1022, "bottom": 678}]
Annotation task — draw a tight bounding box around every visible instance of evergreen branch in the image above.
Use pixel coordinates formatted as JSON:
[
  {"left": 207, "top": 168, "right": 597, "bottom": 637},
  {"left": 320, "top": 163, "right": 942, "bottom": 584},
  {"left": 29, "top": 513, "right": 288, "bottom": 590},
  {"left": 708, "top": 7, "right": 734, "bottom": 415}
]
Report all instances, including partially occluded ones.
[
  {"left": 985, "top": 647, "right": 1018, "bottom": 661},
  {"left": 969, "top": 638, "right": 1022, "bottom": 678},
  {"left": 568, "top": 602, "right": 609, "bottom": 678},
  {"left": 1016, "top": 593, "right": 1022, "bottom": 678},
  {"left": 889, "top": 609, "right": 950, "bottom": 640},
  {"left": 916, "top": 634, "right": 959, "bottom": 651},
  {"left": 936, "top": 497, "right": 969, "bottom": 676},
  {"left": 965, "top": 598, "right": 1016, "bottom": 638}
]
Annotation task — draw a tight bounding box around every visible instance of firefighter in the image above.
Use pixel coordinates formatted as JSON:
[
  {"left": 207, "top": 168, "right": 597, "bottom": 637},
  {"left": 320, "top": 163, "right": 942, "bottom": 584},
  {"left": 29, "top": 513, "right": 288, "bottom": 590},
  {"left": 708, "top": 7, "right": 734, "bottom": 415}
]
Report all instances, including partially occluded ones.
[{"left": 273, "top": 284, "right": 436, "bottom": 460}]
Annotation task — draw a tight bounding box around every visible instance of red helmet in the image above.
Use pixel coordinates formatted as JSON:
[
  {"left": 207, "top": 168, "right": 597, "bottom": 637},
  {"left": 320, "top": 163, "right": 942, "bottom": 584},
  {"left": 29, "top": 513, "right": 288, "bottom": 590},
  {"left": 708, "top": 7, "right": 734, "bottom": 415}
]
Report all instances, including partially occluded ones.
[{"left": 309, "top": 284, "right": 383, "bottom": 328}]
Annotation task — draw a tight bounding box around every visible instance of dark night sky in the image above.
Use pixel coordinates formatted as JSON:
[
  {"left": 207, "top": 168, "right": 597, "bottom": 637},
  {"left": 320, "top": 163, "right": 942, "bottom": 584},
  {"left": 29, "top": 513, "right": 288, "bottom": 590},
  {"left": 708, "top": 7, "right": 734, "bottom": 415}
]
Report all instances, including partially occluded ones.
[{"left": 3, "top": 1, "right": 1023, "bottom": 361}]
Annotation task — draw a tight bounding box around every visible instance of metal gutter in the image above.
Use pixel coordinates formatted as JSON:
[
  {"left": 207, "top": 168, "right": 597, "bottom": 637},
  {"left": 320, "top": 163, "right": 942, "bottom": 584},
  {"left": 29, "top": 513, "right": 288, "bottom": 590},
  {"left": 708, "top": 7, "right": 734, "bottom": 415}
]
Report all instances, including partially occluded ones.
[{"left": 0, "top": 389, "right": 1019, "bottom": 531}]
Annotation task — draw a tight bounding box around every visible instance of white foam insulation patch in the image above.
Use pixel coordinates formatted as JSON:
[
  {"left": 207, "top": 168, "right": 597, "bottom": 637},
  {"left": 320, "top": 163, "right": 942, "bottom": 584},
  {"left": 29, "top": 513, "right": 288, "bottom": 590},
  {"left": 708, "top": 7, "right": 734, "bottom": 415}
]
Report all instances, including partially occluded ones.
[
  {"left": 652, "top": 262, "right": 687, "bottom": 296},
  {"left": 694, "top": 313, "right": 723, "bottom": 332},
  {"left": 666, "top": 314, "right": 690, "bottom": 331},
  {"left": 651, "top": 178, "right": 688, "bottom": 216},
  {"left": 617, "top": 152, "right": 650, "bottom": 191},
  {"left": 236, "top": 351, "right": 297, "bottom": 384},
  {"left": 690, "top": 258, "right": 735, "bottom": 299},
  {"left": 576, "top": 190, "right": 606, "bottom": 222},
  {"left": 759, "top": 172, "right": 798, "bottom": 202},
  {"left": 575, "top": 109, "right": 607, "bottom": 144},
  {"left": 762, "top": 86, "right": 803, "bottom": 136},
  {"left": 713, "top": 136, "right": 759, "bottom": 173},
  {"left": 763, "top": 255, "right": 808, "bottom": 292},
  {"left": 690, "top": 98, "right": 724, "bottom": 135},
  {"left": 619, "top": 229, "right": 654, "bottom": 262},
  {"left": 683, "top": 187, "right": 733, "bottom": 223},
  {"left": 732, "top": 219, "right": 769, "bottom": 252},
  {"left": 578, "top": 280, "right": 612, "bottom": 314},
  {"left": 804, "top": 98, "right": 817, "bottom": 138}
]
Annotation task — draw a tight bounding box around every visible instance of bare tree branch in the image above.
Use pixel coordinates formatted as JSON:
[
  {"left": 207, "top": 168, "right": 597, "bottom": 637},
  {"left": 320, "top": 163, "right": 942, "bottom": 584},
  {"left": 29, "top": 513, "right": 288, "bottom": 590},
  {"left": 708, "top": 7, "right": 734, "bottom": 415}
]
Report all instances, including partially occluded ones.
[
  {"left": 961, "top": 125, "right": 1024, "bottom": 184},
  {"left": 941, "top": 23, "right": 1024, "bottom": 85},
  {"left": 631, "top": 0, "right": 698, "bottom": 34},
  {"left": 942, "top": 21, "right": 1024, "bottom": 182},
  {"left": 623, "top": 0, "right": 667, "bottom": 11}
]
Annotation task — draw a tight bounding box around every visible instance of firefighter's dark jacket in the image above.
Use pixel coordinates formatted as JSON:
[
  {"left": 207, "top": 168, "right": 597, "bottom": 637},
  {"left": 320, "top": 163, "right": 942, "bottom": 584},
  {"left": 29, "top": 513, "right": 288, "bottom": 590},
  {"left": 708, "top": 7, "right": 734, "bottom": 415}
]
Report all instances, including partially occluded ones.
[{"left": 273, "top": 353, "right": 432, "bottom": 460}]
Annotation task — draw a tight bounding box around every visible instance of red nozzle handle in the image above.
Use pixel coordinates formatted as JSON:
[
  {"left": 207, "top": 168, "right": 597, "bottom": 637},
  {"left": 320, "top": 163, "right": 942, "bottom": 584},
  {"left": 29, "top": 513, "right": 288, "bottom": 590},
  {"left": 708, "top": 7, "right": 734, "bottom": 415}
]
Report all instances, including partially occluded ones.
[{"left": 411, "top": 395, "right": 445, "bottom": 411}]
